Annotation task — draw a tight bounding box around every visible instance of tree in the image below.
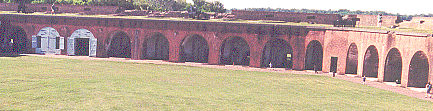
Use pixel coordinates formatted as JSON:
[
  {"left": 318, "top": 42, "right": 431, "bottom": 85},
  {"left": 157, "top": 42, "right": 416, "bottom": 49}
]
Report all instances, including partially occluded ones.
[
  {"left": 131, "top": 0, "right": 187, "bottom": 11},
  {"left": 190, "top": 0, "right": 225, "bottom": 13},
  {"left": 208, "top": 1, "right": 225, "bottom": 13}
]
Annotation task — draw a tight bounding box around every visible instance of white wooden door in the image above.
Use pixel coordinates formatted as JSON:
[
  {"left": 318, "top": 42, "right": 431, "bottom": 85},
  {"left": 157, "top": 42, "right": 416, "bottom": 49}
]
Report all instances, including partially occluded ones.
[
  {"left": 40, "top": 36, "right": 48, "bottom": 52},
  {"left": 35, "top": 27, "right": 60, "bottom": 54},
  {"left": 48, "top": 36, "right": 57, "bottom": 53},
  {"left": 89, "top": 38, "right": 97, "bottom": 57},
  {"left": 67, "top": 37, "right": 75, "bottom": 55},
  {"left": 31, "top": 35, "right": 37, "bottom": 48}
]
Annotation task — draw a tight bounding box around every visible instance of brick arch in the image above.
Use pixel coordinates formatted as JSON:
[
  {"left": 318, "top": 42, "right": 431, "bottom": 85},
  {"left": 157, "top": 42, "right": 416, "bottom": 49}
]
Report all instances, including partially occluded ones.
[
  {"left": 345, "top": 43, "right": 358, "bottom": 74},
  {"left": 179, "top": 34, "right": 209, "bottom": 63},
  {"left": 141, "top": 32, "right": 169, "bottom": 60},
  {"left": 407, "top": 51, "right": 429, "bottom": 87},
  {"left": 36, "top": 27, "right": 60, "bottom": 36},
  {"left": 305, "top": 40, "right": 323, "bottom": 71},
  {"left": 362, "top": 45, "right": 379, "bottom": 77},
  {"left": 261, "top": 38, "right": 293, "bottom": 68},
  {"left": 383, "top": 48, "right": 402, "bottom": 82},
  {"left": 220, "top": 36, "right": 250, "bottom": 66},
  {"left": 67, "top": 29, "right": 97, "bottom": 57},
  {"left": 1, "top": 25, "right": 28, "bottom": 54},
  {"left": 107, "top": 30, "right": 131, "bottom": 58}
]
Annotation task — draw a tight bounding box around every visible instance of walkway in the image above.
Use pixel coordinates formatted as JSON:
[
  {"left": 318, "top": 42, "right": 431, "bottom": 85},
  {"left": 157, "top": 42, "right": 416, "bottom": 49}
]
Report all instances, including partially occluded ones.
[{"left": 23, "top": 54, "right": 433, "bottom": 102}]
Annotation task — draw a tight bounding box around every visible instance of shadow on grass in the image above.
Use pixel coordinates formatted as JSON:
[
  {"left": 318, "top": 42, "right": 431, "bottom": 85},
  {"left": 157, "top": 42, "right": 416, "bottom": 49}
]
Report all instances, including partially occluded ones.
[{"left": 0, "top": 53, "right": 27, "bottom": 57}]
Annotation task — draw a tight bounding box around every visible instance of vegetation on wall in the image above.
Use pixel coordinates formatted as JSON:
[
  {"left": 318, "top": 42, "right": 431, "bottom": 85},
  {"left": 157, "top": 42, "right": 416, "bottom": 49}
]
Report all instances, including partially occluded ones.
[
  {"left": 2, "top": 0, "right": 225, "bottom": 12},
  {"left": 236, "top": 8, "right": 433, "bottom": 21}
]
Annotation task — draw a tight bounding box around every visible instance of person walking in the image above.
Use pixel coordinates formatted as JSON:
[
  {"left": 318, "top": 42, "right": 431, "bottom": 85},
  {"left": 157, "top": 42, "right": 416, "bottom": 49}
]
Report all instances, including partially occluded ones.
[
  {"left": 377, "top": 14, "right": 383, "bottom": 27},
  {"left": 269, "top": 61, "right": 272, "bottom": 68},
  {"left": 425, "top": 82, "right": 432, "bottom": 98},
  {"left": 51, "top": 2, "right": 57, "bottom": 14},
  {"left": 362, "top": 75, "right": 366, "bottom": 85}
]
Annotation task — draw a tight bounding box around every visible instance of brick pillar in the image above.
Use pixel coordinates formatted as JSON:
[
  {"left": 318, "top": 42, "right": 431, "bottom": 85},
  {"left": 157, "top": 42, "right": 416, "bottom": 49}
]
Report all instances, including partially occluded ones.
[
  {"left": 168, "top": 31, "right": 184, "bottom": 62},
  {"left": 400, "top": 58, "right": 410, "bottom": 87},
  {"left": 207, "top": 33, "right": 221, "bottom": 65},
  {"left": 377, "top": 52, "right": 386, "bottom": 82},
  {"left": 96, "top": 31, "right": 108, "bottom": 58},
  {"left": 249, "top": 47, "right": 261, "bottom": 67},
  {"left": 131, "top": 30, "right": 140, "bottom": 60},
  {"left": 291, "top": 37, "right": 305, "bottom": 70},
  {"left": 249, "top": 36, "right": 262, "bottom": 68},
  {"left": 428, "top": 37, "right": 433, "bottom": 88}
]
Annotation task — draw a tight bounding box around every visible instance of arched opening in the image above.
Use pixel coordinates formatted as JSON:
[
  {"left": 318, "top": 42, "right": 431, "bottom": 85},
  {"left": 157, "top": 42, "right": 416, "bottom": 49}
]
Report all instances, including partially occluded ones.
[
  {"left": 304, "top": 40, "right": 323, "bottom": 70},
  {"left": 261, "top": 38, "right": 292, "bottom": 68},
  {"left": 383, "top": 48, "right": 402, "bottom": 83},
  {"left": 32, "top": 27, "right": 61, "bottom": 54},
  {"left": 408, "top": 51, "right": 429, "bottom": 87},
  {"left": 220, "top": 37, "right": 250, "bottom": 66},
  {"left": 180, "top": 34, "right": 208, "bottom": 63},
  {"left": 67, "top": 29, "right": 97, "bottom": 57},
  {"left": 345, "top": 43, "right": 358, "bottom": 74},
  {"left": 362, "top": 45, "right": 379, "bottom": 77},
  {"left": 142, "top": 33, "right": 169, "bottom": 60},
  {"left": 108, "top": 31, "right": 131, "bottom": 58},
  {"left": 1, "top": 26, "right": 27, "bottom": 54}
]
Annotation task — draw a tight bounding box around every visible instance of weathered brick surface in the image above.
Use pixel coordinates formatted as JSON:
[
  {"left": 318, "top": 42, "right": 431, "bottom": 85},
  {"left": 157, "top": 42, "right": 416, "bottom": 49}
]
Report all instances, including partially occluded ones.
[
  {"left": 399, "top": 17, "right": 433, "bottom": 30},
  {"left": 1, "top": 14, "right": 432, "bottom": 88},
  {"left": 355, "top": 15, "right": 397, "bottom": 27}
]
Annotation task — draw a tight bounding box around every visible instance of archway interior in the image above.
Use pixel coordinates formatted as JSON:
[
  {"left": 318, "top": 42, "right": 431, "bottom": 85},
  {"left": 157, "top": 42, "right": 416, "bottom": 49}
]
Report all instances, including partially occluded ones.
[
  {"left": 362, "top": 46, "right": 379, "bottom": 77},
  {"left": 32, "top": 27, "right": 60, "bottom": 54},
  {"left": 220, "top": 37, "right": 250, "bottom": 66},
  {"left": 1, "top": 26, "right": 27, "bottom": 54},
  {"left": 408, "top": 51, "right": 429, "bottom": 87},
  {"left": 304, "top": 40, "right": 323, "bottom": 70},
  {"left": 142, "top": 33, "right": 169, "bottom": 60},
  {"left": 75, "top": 38, "right": 89, "bottom": 56},
  {"left": 261, "top": 39, "right": 292, "bottom": 68},
  {"left": 345, "top": 43, "right": 358, "bottom": 74},
  {"left": 68, "top": 29, "right": 97, "bottom": 57},
  {"left": 0, "top": 24, "right": 7, "bottom": 53},
  {"left": 383, "top": 48, "right": 402, "bottom": 83},
  {"left": 108, "top": 32, "right": 131, "bottom": 58},
  {"left": 180, "top": 35, "right": 209, "bottom": 63}
]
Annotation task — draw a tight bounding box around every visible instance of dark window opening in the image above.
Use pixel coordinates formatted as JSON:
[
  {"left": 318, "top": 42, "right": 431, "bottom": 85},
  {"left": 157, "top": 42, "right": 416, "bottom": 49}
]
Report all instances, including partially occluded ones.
[
  {"left": 330, "top": 57, "right": 338, "bottom": 73},
  {"left": 37, "top": 36, "right": 41, "bottom": 48},
  {"left": 84, "top": 8, "right": 91, "bottom": 11},
  {"left": 75, "top": 38, "right": 90, "bottom": 56},
  {"left": 265, "top": 15, "right": 274, "bottom": 17},
  {"left": 56, "top": 37, "right": 60, "bottom": 49},
  {"left": 307, "top": 16, "right": 316, "bottom": 19}
]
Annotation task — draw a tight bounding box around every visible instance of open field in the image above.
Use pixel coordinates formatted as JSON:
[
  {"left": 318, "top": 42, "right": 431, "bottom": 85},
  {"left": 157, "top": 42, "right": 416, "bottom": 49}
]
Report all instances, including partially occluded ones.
[{"left": 1, "top": 56, "right": 432, "bottom": 110}]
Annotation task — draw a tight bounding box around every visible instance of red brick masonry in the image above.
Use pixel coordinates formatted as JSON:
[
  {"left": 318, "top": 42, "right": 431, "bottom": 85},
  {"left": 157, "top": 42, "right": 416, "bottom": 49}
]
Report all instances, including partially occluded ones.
[{"left": 1, "top": 13, "right": 432, "bottom": 88}]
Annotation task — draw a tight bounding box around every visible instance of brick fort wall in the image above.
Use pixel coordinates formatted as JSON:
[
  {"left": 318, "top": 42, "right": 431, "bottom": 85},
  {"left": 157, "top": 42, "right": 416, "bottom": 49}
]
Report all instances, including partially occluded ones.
[{"left": 232, "top": 10, "right": 342, "bottom": 25}]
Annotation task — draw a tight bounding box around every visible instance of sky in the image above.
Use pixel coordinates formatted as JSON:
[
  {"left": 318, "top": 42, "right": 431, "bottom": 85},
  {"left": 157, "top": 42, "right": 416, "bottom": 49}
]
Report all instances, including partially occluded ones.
[{"left": 212, "top": 0, "right": 433, "bottom": 15}]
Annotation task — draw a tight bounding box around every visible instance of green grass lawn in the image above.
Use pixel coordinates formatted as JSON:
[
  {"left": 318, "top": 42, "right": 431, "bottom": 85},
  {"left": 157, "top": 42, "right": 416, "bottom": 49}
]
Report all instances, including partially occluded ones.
[{"left": 1, "top": 56, "right": 432, "bottom": 110}]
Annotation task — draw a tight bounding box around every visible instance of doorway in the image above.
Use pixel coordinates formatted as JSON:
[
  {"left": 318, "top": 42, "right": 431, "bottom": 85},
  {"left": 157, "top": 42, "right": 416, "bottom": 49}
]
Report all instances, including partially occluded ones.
[
  {"left": 74, "top": 38, "right": 89, "bottom": 56},
  {"left": 330, "top": 57, "right": 338, "bottom": 73}
]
